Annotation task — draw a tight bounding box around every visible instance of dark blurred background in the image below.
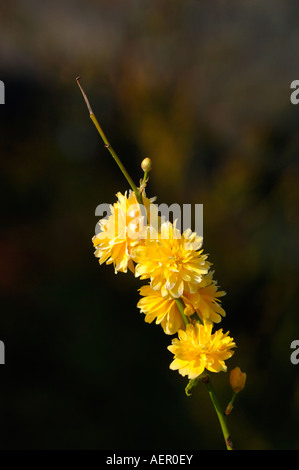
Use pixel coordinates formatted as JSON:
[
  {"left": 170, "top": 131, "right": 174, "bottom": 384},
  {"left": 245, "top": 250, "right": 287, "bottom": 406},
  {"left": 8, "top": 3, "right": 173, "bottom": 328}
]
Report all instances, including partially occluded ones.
[{"left": 0, "top": 0, "right": 298, "bottom": 450}]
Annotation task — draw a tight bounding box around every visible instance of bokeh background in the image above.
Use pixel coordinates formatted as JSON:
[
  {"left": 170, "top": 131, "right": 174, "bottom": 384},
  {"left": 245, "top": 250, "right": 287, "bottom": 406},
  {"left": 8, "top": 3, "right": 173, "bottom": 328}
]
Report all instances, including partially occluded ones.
[{"left": 1, "top": 0, "right": 299, "bottom": 450}]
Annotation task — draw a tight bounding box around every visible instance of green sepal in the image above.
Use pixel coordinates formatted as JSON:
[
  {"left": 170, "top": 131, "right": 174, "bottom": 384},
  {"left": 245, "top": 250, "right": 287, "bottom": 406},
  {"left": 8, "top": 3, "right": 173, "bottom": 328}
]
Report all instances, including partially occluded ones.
[{"left": 185, "top": 377, "right": 200, "bottom": 396}]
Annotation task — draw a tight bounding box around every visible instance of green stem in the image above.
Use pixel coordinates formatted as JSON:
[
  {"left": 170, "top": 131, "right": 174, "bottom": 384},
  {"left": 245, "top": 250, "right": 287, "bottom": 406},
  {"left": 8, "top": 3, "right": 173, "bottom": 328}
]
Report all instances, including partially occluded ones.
[
  {"left": 191, "top": 311, "right": 203, "bottom": 325},
  {"left": 76, "top": 77, "right": 143, "bottom": 205},
  {"left": 141, "top": 170, "right": 148, "bottom": 186},
  {"left": 175, "top": 298, "right": 189, "bottom": 327},
  {"left": 202, "top": 375, "right": 234, "bottom": 450},
  {"left": 225, "top": 392, "right": 237, "bottom": 416}
]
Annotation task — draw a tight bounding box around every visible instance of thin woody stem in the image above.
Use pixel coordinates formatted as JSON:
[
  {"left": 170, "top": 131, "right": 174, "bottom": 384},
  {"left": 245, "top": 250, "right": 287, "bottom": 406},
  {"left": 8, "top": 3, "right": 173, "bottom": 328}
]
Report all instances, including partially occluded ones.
[
  {"left": 202, "top": 375, "right": 234, "bottom": 450},
  {"left": 76, "top": 77, "right": 143, "bottom": 205}
]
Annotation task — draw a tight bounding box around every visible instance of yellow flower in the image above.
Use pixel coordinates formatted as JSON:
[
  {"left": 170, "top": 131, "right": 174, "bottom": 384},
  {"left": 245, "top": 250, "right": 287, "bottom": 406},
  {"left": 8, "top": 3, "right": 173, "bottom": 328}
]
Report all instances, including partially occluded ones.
[
  {"left": 137, "top": 271, "right": 225, "bottom": 334},
  {"left": 137, "top": 284, "right": 186, "bottom": 335},
  {"left": 132, "top": 221, "right": 210, "bottom": 298},
  {"left": 229, "top": 367, "right": 246, "bottom": 394},
  {"left": 93, "top": 190, "right": 155, "bottom": 273},
  {"left": 168, "top": 322, "right": 236, "bottom": 379},
  {"left": 183, "top": 271, "right": 226, "bottom": 324}
]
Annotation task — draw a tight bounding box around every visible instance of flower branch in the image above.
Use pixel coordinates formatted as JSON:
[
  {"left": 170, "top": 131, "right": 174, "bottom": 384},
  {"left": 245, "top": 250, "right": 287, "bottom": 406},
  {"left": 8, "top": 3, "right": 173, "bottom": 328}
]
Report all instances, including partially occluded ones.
[{"left": 77, "top": 79, "right": 246, "bottom": 450}]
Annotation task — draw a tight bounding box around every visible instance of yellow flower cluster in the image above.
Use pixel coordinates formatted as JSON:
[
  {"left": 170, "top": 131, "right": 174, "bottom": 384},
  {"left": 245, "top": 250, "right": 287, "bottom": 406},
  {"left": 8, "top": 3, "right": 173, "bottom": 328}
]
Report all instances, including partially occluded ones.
[{"left": 93, "top": 189, "right": 236, "bottom": 380}]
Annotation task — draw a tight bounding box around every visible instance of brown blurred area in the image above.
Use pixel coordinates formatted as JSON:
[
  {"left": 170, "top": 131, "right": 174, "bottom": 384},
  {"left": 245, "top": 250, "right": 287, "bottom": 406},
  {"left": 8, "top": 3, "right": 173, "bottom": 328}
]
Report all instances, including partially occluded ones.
[{"left": 0, "top": 0, "right": 298, "bottom": 450}]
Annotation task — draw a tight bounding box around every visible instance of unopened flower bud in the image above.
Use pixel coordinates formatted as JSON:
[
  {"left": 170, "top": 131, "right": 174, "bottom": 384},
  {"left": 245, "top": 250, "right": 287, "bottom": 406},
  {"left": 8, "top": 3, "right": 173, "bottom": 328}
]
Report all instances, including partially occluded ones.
[
  {"left": 141, "top": 157, "right": 152, "bottom": 173},
  {"left": 229, "top": 367, "right": 246, "bottom": 394}
]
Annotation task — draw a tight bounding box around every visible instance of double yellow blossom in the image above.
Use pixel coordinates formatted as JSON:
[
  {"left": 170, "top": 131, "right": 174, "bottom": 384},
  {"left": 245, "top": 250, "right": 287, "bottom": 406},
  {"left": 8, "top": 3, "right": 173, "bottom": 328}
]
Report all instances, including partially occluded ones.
[
  {"left": 137, "top": 284, "right": 185, "bottom": 335},
  {"left": 132, "top": 221, "right": 210, "bottom": 298},
  {"left": 93, "top": 190, "right": 155, "bottom": 273},
  {"left": 183, "top": 271, "right": 226, "bottom": 324},
  {"left": 168, "top": 322, "right": 236, "bottom": 380}
]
